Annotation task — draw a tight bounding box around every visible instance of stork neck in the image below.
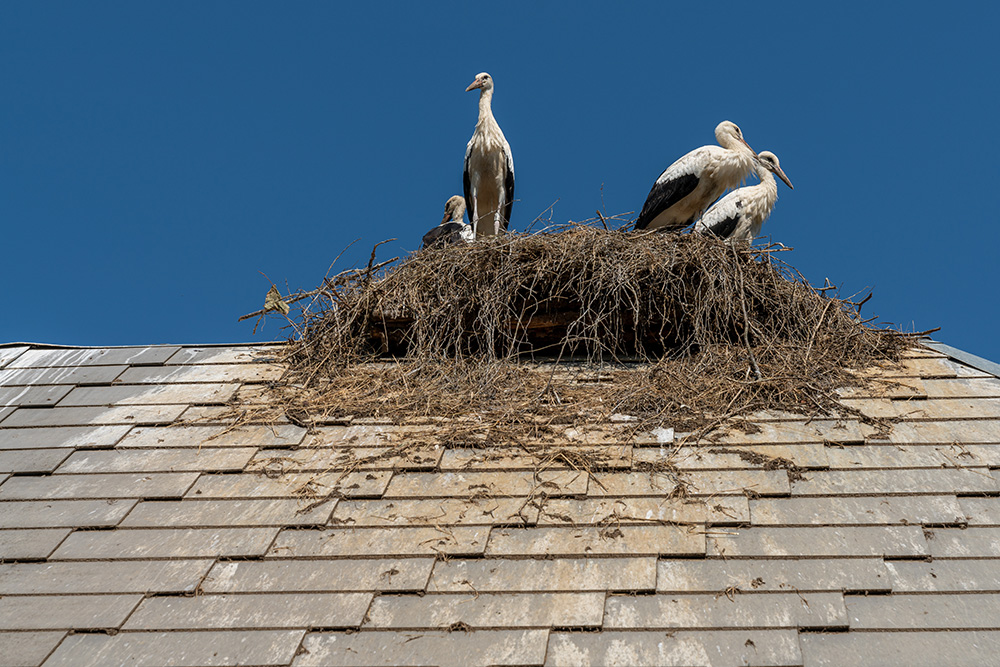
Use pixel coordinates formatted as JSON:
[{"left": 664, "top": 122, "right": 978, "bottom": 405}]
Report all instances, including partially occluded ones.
[
  {"left": 754, "top": 167, "right": 778, "bottom": 208},
  {"left": 477, "top": 88, "right": 495, "bottom": 125}
]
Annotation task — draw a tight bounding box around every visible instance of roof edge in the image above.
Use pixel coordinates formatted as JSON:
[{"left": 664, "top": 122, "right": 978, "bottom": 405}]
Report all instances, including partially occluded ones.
[
  {"left": 0, "top": 341, "right": 286, "bottom": 350},
  {"left": 921, "top": 339, "right": 1000, "bottom": 379}
]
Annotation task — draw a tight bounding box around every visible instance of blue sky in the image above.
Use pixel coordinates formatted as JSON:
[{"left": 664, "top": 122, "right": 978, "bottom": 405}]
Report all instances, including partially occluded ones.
[{"left": 3, "top": 3, "right": 999, "bottom": 360}]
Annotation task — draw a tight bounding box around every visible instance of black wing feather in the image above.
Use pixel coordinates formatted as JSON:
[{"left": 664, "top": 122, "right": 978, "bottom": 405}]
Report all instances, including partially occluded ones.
[
  {"left": 501, "top": 160, "right": 515, "bottom": 232},
  {"left": 422, "top": 222, "right": 468, "bottom": 250},
  {"left": 702, "top": 214, "right": 741, "bottom": 239},
  {"left": 463, "top": 149, "right": 474, "bottom": 225},
  {"left": 634, "top": 172, "right": 699, "bottom": 231}
]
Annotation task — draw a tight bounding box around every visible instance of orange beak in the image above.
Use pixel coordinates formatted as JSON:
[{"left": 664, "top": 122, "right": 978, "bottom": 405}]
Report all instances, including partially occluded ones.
[
  {"left": 466, "top": 79, "right": 483, "bottom": 92},
  {"left": 773, "top": 165, "right": 793, "bottom": 189}
]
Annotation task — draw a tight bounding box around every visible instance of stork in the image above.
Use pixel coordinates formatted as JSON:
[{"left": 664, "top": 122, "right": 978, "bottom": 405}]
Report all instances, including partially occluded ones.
[
  {"left": 694, "top": 151, "right": 793, "bottom": 243},
  {"left": 421, "top": 195, "right": 474, "bottom": 249},
  {"left": 634, "top": 121, "right": 759, "bottom": 232},
  {"left": 464, "top": 72, "right": 515, "bottom": 238}
]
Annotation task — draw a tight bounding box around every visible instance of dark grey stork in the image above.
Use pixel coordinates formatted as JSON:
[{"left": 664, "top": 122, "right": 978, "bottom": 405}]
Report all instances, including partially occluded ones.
[
  {"left": 634, "top": 121, "right": 758, "bottom": 232},
  {"left": 694, "top": 151, "right": 793, "bottom": 243},
  {"left": 421, "top": 195, "right": 473, "bottom": 249},
  {"left": 464, "top": 72, "right": 515, "bottom": 238}
]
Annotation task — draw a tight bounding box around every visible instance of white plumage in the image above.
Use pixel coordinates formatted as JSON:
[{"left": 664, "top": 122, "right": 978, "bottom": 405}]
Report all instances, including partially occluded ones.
[
  {"left": 694, "top": 151, "right": 793, "bottom": 243},
  {"left": 635, "top": 121, "right": 758, "bottom": 232},
  {"left": 421, "top": 195, "right": 474, "bottom": 249},
  {"left": 463, "top": 72, "right": 515, "bottom": 238}
]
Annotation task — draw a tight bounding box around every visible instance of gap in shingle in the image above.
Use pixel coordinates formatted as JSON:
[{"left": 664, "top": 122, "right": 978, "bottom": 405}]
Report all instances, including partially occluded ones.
[
  {"left": 442, "top": 553, "right": 487, "bottom": 560},
  {"left": 609, "top": 589, "right": 656, "bottom": 596},
  {"left": 799, "top": 627, "right": 850, "bottom": 635},
  {"left": 70, "top": 628, "right": 119, "bottom": 635},
  {"left": 801, "top": 623, "right": 849, "bottom": 632},
  {"left": 216, "top": 555, "right": 267, "bottom": 562},
  {"left": 924, "top": 522, "right": 968, "bottom": 529},
  {"left": 550, "top": 627, "right": 602, "bottom": 634},
  {"left": 294, "top": 523, "right": 329, "bottom": 530},
  {"left": 957, "top": 491, "right": 1000, "bottom": 498},
  {"left": 9, "top": 471, "right": 51, "bottom": 477},
  {"left": 146, "top": 591, "right": 196, "bottom": 598},
  {"left": 74, "top": 525, "right": 116, "bottom": 531},
  {"left": 2, "top": 557, "right": 46, "bottom": 564},
  {"left": 657, "top": 553, "right": 707, "bottom": 560},
  {"left": 883, "top": 555, "right": 933, "bottom": 562},
  {"left": 843, "top": 589, "right": 893, "bottom": 596}
]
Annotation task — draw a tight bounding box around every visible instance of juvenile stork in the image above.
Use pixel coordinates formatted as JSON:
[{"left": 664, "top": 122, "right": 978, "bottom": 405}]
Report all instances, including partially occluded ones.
[
  {"left": 421, "top": 195, "right": 473, "bottom": 249},
  {"left": 694, "top": 151, "right": 793, "bottom": 243},
  {"left": 464, "top": 72, "right": 515, "bottom": 238},
  {"left": 634, "top": 121, "right": 759, "bottom": 232}
]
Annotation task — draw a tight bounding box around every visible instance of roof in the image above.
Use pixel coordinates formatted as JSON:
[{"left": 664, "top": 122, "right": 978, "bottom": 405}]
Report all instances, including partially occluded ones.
[{"left": 2, "top": 341, "right": 1000, "bottom": 666}]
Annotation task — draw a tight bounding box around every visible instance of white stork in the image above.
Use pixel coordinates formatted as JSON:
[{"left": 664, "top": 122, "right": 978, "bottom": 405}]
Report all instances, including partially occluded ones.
[
  {"left": 694, "top": 151, "right": 793, "bottom": 243},
  {"left": 464, "top": 72, "right": 515, "bottom": 238},
  {"left": 421, "top": 195, "right": 474, "bottom": 249},
  {"left": 634, "top": 121, "right": 759, "bottom": 232}
]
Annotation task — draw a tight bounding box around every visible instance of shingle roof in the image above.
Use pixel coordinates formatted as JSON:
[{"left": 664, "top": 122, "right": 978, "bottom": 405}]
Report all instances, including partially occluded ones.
[{"left": 2, "top": 342, "right": 1000, "bottom": 666}]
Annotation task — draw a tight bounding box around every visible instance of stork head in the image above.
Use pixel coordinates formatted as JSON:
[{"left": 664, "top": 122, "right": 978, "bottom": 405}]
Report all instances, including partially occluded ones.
[
  {"left": 757, "top": 151, "right": 793, "bottom": 189},
  {"left": 466, "top": 72, "right": 494, "bottom": 93},
  {"left": 715, "top": 121, "right": 758, "bottom": 158},
  {"left": 443, "top": 195, "right": 467, "bottom": 224}
]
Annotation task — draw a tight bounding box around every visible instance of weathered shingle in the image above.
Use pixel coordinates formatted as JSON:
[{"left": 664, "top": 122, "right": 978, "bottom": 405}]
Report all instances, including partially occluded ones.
[
  {"left": 45, "top": 630, "right": 305, "bottom": 667},
  {"left": 603, "top": 591, "right": 848, "bottom": 630},
  {"left": 294, "top": 629, "right": 549, "bottom": 667},
  {"left": 123, "top": 593, "right": 372, "bottom": 630},
  {"left": 546, "top": 629, "right": 803, "bottom": 667},
  {"left": 0, "top": 594, "right": 141, "bottom": 630},
  {"left": 50, "top": 527, "right": 279, "bottom": 560}
]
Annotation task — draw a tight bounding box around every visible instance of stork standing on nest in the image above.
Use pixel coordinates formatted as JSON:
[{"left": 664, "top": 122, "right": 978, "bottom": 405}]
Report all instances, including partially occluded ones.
[
  {"left": 421, "top": 195, "right": 473, "bottom": 249},
  {"left": 634, "top": 121, "right": 759, "bottom": 232},
  {"left": 464, "top": 72, "right": 515, "bottom": 238},
  {"left": 695, "top": 151, "right": 793, "bottom": 244}
]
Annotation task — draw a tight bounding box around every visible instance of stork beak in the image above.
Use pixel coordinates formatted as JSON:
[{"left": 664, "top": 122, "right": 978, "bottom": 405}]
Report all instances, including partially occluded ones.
[
  {"left": 773, "top": 165, "right": 793, "bottom": 189},
  {"left": 465, "top": 79, "right": 483, "bottom": 92},
  {"left": 741, "top": 137, "right": 759, "bottom": 161}
]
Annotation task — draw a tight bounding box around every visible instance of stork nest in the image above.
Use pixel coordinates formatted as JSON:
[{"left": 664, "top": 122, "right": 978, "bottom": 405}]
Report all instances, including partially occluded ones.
[{"left": 244, "top": 225, "right": 910, "bottom": 434}]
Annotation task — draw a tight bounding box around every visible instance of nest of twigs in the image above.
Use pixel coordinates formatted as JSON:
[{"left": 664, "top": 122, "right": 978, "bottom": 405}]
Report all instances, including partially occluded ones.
[{"left": 252, "top": 226, "right": 908, "bottom": 432}]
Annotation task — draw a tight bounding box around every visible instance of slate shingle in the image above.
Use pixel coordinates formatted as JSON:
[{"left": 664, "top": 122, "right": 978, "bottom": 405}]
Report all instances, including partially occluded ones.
[
  {"left": 45, "top": 630, "right": 305, "bottom": 667},
  {"left": 294, "top": 629, "right": 549, "bottom": 667},
  {"left": 123, "top": 592, "right": 372, "bottom": 630},
  {"left": 546, "top": 629, "right": 803, "bottom": 667},
  {"left": 50, "top": 527, "right": 279, "bottom": 560}
]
